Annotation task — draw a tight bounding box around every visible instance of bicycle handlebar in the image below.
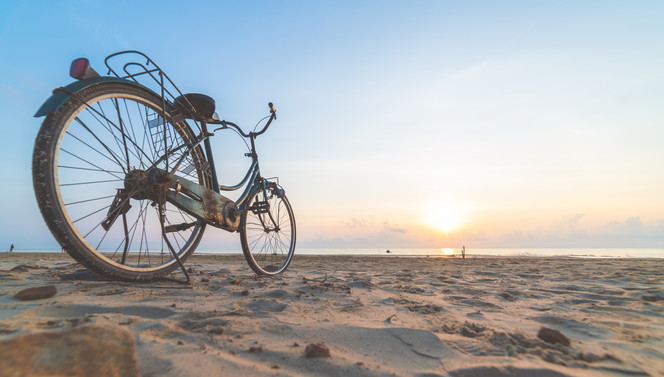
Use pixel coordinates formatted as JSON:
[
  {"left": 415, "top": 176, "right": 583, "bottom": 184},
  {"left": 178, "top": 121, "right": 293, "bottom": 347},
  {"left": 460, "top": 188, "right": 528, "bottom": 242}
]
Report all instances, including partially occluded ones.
[
  {"left": 254, "top": 102, "right": 276, "bottom": 136},
  {"left": 214, "top": 102, "right": 277, "bottom": 139}
]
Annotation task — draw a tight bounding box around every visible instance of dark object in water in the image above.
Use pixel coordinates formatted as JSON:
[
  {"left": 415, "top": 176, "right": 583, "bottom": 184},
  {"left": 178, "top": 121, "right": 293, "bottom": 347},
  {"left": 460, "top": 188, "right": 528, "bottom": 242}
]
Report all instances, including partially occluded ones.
[{"left": 386, "top": 249, "right": 391, "bottom": 253}]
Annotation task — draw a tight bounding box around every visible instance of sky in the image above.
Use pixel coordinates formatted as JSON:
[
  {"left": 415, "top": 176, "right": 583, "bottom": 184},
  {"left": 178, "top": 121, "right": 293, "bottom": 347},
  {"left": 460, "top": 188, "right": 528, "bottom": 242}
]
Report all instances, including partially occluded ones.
[{"left": 0, "top": 1, "right": 663, "bottom": 251}]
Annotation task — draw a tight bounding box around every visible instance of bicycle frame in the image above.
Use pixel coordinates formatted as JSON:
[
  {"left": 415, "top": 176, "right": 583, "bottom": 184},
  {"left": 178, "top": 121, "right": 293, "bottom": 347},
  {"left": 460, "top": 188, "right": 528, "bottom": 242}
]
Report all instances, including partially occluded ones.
[
  {"left": 99, "top": 50, "right": 283, "bottom": 233},
  {"left": 167, "top": 117, "right": 277, "bottom": 224},
  {"left": 219, "top": 157, "right": 261, "bottom": 209},
  {"left": 101, "top": 50, "right": 275, "bottom": 207}
]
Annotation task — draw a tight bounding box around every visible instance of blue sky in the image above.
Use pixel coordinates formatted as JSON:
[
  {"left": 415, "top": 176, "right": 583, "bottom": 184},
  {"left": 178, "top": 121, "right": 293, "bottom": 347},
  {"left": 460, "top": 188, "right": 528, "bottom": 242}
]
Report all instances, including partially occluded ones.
[{"left": 1, "top": 1, "right": 663, "bottom": 251}]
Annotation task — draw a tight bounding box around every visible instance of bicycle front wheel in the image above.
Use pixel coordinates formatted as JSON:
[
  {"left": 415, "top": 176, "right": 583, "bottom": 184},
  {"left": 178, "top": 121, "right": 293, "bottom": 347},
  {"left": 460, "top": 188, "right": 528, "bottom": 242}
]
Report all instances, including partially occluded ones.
[
  {"left": 33, "top": 81, "right": 212, "bottom": 281},
  {"left": 240, "top": 185, "right": 296, "bottom": 275}
]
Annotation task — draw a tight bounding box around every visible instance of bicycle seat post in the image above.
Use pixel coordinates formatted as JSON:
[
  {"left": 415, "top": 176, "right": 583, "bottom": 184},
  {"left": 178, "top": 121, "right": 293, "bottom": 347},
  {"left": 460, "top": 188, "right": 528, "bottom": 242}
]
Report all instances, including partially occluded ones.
[{"left": 200, "top": 119, "right": 214, "bottom": 138}]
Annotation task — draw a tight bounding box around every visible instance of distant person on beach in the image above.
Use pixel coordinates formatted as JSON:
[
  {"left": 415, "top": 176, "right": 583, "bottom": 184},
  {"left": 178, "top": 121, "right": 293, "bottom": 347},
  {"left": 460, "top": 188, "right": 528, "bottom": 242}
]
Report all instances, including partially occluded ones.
[
  {"left": 462, "top": 246, "right": 465, "bottom": 259},
  {"left": 10, "top": 244, "right": 14, "bottom": 253}
]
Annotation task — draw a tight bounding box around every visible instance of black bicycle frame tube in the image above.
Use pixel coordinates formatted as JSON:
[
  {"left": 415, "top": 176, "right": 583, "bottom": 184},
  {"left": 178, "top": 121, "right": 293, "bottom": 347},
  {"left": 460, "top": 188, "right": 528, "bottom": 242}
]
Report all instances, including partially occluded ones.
[
  {"left": 203, "top": 138, "right": 220, "bottom": 193},
  {"left": 236, "top": 166, "right": 261, "bottom": 210}
]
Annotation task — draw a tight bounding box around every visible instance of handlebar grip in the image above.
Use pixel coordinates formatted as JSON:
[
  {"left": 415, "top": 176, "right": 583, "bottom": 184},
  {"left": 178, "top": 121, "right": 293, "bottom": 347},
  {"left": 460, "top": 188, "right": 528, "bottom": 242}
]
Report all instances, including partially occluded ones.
[{"left": 268, "top": 102, "right": 276, "bottom": 120}]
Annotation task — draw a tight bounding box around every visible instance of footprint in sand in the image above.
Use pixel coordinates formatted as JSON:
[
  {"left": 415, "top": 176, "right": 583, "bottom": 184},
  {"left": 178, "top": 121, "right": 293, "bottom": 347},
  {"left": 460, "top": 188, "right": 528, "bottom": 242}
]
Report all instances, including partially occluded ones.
[{"left": 534, "top": 315, "right": 611, "bottom": 340}]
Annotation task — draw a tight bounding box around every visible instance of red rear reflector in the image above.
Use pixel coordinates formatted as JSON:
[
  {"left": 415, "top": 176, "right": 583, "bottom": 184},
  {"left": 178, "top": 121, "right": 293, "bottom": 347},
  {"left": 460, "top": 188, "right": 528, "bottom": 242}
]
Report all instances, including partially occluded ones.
[{"left": 70, "top": 58, "right": 90, "bottom": 79}]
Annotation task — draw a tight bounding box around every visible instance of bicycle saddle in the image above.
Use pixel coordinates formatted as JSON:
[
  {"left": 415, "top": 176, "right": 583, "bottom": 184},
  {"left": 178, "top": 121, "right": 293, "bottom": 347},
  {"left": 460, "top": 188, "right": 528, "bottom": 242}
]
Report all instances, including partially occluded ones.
[{"left": 173, "top": 93, "right": 216, "bottom": 121}]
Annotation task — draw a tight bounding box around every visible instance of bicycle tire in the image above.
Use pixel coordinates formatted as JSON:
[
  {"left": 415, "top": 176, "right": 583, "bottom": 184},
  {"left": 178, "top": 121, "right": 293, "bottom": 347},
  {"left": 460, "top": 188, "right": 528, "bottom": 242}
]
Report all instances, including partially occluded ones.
[
  {"left": 240, "top": 185, "right": 296, "bottom": 275},
  {"left": 33, "top": 81, "right": 212, "bottom": 281}
]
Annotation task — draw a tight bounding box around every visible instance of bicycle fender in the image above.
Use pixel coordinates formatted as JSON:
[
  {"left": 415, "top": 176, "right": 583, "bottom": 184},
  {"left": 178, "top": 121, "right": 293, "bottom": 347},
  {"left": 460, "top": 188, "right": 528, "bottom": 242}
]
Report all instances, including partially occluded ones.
[{"left": 34, "top": 77, "right": 152, "bottom": 117}]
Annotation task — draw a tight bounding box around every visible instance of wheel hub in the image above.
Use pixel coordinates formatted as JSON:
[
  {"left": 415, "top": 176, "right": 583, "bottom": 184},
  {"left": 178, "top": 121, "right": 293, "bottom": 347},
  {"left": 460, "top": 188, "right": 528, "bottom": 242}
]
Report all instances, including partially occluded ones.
[{"left": 124, "top": 169, "right": 153, "bottom": 200}]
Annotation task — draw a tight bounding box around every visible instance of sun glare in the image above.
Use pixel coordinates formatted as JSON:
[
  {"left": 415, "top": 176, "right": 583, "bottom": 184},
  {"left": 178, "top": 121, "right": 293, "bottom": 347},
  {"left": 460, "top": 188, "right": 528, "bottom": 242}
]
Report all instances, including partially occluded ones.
[
  {"left": 441, "top": 248, "right": 455, "bottom": 256},
  {"left": 425, "top": 203, "right": 467, "bottom": 233}
]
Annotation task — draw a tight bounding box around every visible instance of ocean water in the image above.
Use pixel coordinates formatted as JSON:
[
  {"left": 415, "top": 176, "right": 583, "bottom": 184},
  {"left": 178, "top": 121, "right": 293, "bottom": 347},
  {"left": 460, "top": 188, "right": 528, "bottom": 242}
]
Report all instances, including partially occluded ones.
[
  {"left": 280, "top": 248, "right": 664, "bottom": 258},
  {"left": 149, "top": 247, "right": 664, "bottom": 258},
  {"left": 8, "top": 248, "right": 664, "bottom": 258}
]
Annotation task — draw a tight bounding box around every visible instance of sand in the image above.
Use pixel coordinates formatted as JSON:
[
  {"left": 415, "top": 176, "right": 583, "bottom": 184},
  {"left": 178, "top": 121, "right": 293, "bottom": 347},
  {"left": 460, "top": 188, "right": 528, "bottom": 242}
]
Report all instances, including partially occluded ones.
[{"left": 0, "top": 253, "right": 662, "bottom": 377}]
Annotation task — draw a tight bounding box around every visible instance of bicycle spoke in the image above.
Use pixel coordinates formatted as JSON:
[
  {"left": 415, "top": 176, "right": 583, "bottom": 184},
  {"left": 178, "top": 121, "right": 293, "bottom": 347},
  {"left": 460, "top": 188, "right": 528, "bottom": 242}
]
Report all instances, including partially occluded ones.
[
  {"left": 83, "top": 100, "right": 155, "bottom": 166},
  {"left": 60, "top": 148, "right": 125, "bottom": 181},
  {"left": 66, "top": 127, "right": 127, "bottom": 170},
  {"left": 113, "top": 98, "right": 131, "bottom": 172},
  {"left": 95, "top": 101, "right": 127, "bottom": 160},
  {"left": 60, "top": 178, "right": 122, "bottom": 187},
  {"left": 72, "top": 204, "right": 111, "bottom": 224},
  {"left": 58, "top": 165, "right": 124, "bottom": 174},
  {"left": 122, "top": 98, "right": 145, "bottom": 168},
  {"left": 65, "top": 194, "right": 116, "bottom": 206},
  {"left": 95, "top": 100, "right": 153, "bottom": 167}
]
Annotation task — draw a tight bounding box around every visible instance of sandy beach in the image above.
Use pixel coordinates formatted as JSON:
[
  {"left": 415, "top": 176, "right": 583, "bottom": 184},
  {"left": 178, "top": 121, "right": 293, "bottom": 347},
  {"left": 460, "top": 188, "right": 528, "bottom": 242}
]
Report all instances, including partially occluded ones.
[{"left": 0, "top": 253, "right": 662, "bottom": 377}]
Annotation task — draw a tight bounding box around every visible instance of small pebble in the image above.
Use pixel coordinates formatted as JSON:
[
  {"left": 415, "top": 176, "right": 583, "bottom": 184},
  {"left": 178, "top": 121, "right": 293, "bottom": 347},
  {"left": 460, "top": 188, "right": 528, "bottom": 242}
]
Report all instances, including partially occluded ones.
[
  {"left": 305, "top": 343, "right": 330, "bottom": 358},
  {"left": 14, "top": 285, "right": 57, "bottom": 301},
  {"left": 537, "top": 327, "right": 570, "bottom": 346}
]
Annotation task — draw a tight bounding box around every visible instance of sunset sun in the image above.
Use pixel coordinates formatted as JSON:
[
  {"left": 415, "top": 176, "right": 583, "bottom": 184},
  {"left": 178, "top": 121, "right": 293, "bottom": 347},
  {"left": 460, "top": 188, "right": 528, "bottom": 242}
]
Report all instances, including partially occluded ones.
[{"left": 425, "top": 203, "right": 467, "bottom": 233}]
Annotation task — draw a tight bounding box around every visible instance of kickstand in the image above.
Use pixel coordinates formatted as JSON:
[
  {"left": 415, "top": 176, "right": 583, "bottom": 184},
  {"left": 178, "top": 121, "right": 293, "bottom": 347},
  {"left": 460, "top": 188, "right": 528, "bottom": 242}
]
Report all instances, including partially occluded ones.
[
  {"left": 159, "top": 275, "right": 191, "bottom": 285},
  {"left": 162, "top": 229, "right": 191, "bottom": 284},
  {"left": 158, "top": 204, "right": 191, "bottom": 284}
]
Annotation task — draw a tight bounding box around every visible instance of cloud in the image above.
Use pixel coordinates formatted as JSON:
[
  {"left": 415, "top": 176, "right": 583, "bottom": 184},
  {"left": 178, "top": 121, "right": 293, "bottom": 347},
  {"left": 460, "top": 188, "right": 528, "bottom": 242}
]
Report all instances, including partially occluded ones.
[
  {"left": 466, "top": 216, "right": 664, "bottom": 248},
  {"left": 382, "top": 221, "right": 407, "bottom": 233},
  {"left": 566, "top": 213, "right": 585, "bottom": 227},
  {"left": 342, "top": 217, "right": 406, "bottom": 233},
  {"left": 344, "top": 217, "right": 373, "bottom": 229},
  {"left": 302, "top": 215, "right": 664, "bottom": 249}
]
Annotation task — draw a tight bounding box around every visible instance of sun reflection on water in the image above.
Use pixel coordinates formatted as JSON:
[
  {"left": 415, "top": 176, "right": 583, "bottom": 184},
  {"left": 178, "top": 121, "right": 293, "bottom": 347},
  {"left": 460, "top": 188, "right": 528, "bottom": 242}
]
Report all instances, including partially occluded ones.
[{"left": 441, "top": 248, "right": 455, "bottom": 256}]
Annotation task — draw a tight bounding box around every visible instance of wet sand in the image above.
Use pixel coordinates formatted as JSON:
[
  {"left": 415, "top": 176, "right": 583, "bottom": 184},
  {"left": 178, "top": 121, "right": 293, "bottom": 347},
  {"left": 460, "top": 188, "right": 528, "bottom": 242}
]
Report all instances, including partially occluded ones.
[{"left": 1, "top": 253, "right": 662, "bottom": 376}]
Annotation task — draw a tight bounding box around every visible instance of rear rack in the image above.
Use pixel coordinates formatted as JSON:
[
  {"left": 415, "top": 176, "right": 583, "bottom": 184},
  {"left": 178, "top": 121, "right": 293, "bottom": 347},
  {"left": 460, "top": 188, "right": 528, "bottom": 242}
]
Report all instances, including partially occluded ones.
[{"left": 103, "top": 50, "right": 202, "bottom": 135}]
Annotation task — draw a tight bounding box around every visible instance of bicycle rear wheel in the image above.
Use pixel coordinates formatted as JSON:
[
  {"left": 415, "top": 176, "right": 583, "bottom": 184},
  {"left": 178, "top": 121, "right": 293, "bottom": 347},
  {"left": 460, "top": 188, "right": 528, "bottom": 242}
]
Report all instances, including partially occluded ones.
[
  {"left": 240, "top": 185, "right": 296, "bottom": 275},
  {"left": 33, "top": 82, "right": 211, "bottom": 281}
]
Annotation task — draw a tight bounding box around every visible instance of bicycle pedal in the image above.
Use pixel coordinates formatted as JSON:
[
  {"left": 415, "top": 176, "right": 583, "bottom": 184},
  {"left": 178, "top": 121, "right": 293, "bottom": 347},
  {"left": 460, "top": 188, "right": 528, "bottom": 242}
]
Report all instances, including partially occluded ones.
[
  {"left": 251, "top": 201, "right": 270, "bottom": 215},
  {"left": 164, "top": 222, "right": 196, "bottom": 233}
]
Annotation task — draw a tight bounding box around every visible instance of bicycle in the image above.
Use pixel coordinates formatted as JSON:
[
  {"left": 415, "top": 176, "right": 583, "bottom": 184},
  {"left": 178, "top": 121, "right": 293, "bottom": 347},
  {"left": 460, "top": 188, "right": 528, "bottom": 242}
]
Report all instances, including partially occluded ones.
[{"left": 32, "top": 51, "right": 296, "bottom": 282}]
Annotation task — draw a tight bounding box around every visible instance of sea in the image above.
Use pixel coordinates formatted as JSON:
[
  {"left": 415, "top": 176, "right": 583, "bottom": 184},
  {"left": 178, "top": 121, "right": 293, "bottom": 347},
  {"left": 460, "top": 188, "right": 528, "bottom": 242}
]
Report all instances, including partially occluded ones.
[
  {"left": 250, "top": 248, "right": 663, "bottom": 258},
  {"left": 10, "top": 248, "right": 664, "bottom": 258}
]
